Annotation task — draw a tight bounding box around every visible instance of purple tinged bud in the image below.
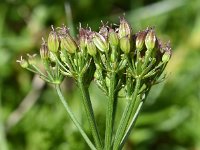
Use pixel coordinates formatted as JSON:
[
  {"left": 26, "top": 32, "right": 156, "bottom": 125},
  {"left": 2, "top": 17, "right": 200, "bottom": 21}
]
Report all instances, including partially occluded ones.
[
  {"left": 99, "top": 25, "right": 108, "bottom": 38},
  {"left": 78, "top": 26, "right": 88, "bottom": 51},
  {"left": 162, "top": 42, "right": 172, "bottom": 63},
  {"left": 108, "top": 28, "right": 119, "bottom": 47},
  {"left": 118, "top": 17, "right": 132, "bottom": 39},
  {"left": 60, "top": 33, "right": 77, "bottom": 54},
  {"left": 120, "top": 36, "right": 130, "bottom": 54},
  {"left": 93, "top": 32, "right": 109, "bottom": 52},
  {"left": 79, "top": 36, "right": 86, "bottom": 51},
  {"left": 87, "top": 40, "right": 97, "bottom": 56},
  {"left": 136, "top": 30, "right": 147, "bottom": 51},
  {"left": 48, "top": 26, "right": 59, "bottom": 53},
  {"left": 40, "top": 41, "right": 49, "bottom": 60},
  {"left": 58, "top": 25, "right": 77, "bottom": 54},
  {"left": 145, "top": 28, "right": 156, "bottom": 50}
]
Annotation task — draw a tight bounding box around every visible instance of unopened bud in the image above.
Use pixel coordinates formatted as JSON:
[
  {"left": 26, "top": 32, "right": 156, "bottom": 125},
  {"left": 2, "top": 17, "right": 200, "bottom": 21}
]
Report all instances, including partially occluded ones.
[
  {"left": 118, "top": 17, "right": 132, "bottom": 39},
  {"left": 17, "top": 56, "right": 29, "bottom": 68},
  {"left": 79, "top": 26, "right": 88, "bottom": 51},
  {"left": 120, "top": 36, "right": 130, "bottom": 54},
  {"left": 99, "top": 25, "right": 108, "bottom": 38},
  {"left": 94, "top": 70, "right": 101, "bottom": 80},
  {"left": 110, "top": 49, "right": 117, "bottom": 63},
  {"left": 60, "top": 52, "right": 67, "bottom": 62},
  {"left": 136, "top": 31, "right": 146, "bottom": 51},
  {"left": 48, "top": 26, "right": 59, "bottom": 53},
  {"left": 145, "top": 28, "right": 156, "bottom": 50},
  {"left": 108, "top": 29, "right": 119, "bottom": 47},
  {"left": 105, "top": 76, "right": 110, "bottom": 88},
  {"left": 162, "top": 44, "right": 171, "bottom": 63},
  {"left": 162, "top": 52, "right": 170, "bottom": 63},
  {"left": 27, "top": 54, "right": 37, "bottom": 65},
  {"left": 60, "top": 34, "right": 77, "bottom": 54},
  {"left": 40, "top": 42, "right": 49, "bottom": 60},
  {"left": 87, "top": 40, "right": 97, "bottom": 56},
  {"left": 93, "top": 32, "right": 109, "bottom": 52},
  {"left": 79, "top": 36, "right": 86, "bottom": 51}
]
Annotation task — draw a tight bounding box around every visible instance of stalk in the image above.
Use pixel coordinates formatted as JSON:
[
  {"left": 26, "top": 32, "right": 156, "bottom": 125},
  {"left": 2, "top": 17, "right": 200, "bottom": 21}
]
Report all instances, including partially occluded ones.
[
  {"left": 119, "top": 100, "right": 144, "bottom": 149},
  {"left": 55, "top": 85, "right": 96, "bottom": 150},
  {"left": 78, "top": 77, "right": 103, "bottom": 150},
  {"left": 113, "top": 78, "right": 141, "bottom": 149},
  {"left": 104, "top": 72, "right": 116, "bottom": 150}
]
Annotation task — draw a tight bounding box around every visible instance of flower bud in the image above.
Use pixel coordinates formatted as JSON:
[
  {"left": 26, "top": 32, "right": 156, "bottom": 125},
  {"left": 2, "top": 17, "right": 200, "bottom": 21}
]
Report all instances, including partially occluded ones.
[
  {"left": 110, "top": 49, "right": 117, "bottom": 63},
  {"left": 79, "top": 26, "right": 88, "bottom": 51},
  {"left": 60, "top": 34, "right": 77, "bottom": 54},
  {"left": 120, "top": 36, "right": 130, "bottom": 54},
  {"left": 118, "top": 17, "right": 132, "bottom": 39},
  {"left": 105, "top": 76, "right": 110, "bottom": 88},
  {"left": 145, "top": 28, "right": 156, "bottom": 50},
  {"left": 40, "top": 42, "right": 49, "bottom": 60},
  {"left": 27, "top": 54, "right": 37, "bottom": 65},
  {"left": 99, "top": 25, "right": 108, "bottom": 38},
  {"left": 93, "top": 32, "right": 109, "bottom": 52},
  {"left": 87, "top": 40, "right": 97, "bottom": 56},
  {"left": 48, "top": 26, "right": 59, "bottom": 53},
  {"left": 17, "top": 56, "right": 29, "bottom": 68},
  {"left": 136, "top": 30, "right": 146, "bottom": 51},
  {"left": 60, "top": 51, "right": 67, "bottom": 62},
  {"left": 162, "top": 51, "right": 171, "bottom": 63},
  {"left": 79, "top": 37, "right": 86, "bottom": 51},
  {"left": 162, "top": 43, "right": 172, "bottom": 63},
  {"left": 108, "top": 29, "right": 119, "bottom": 47}
]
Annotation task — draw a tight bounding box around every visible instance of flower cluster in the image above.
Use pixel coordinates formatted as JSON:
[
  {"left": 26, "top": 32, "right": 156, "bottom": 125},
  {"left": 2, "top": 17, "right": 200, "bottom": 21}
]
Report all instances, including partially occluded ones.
[
  {"left": 17, "top": 17, "right": 171, "bottom": 150},
  {"left": 17, "top": 17, "right": 171, "bottom": 88}
]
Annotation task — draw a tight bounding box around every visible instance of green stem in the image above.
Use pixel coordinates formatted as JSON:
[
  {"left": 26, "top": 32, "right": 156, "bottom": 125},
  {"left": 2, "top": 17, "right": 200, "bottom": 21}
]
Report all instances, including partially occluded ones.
[
  {"left": 0, "top": 88, "right": 8, "bottom": 150},
  {"left": 105, "top": 72, "right": 116, "bottom": 150},
  {"left": 78, "top": 78, "right": 103, "bottom": 150},
  {"left": 26, "top": 68, "right": 52, "bottom": 82},
  {"left": 125, "top": 54, "right": 136, "bottom": 76},
  {"left": 113, "top": 78, "right": 141, "bottom": 150},
  {"left": 119, "top": 100, "right": 144, "bottom": 149},
  {"left": 55, "top": 85, "right": 96, "bottom": 150},
  {"left": 142, "top": 48, "right": 153, "bottom": 69}
]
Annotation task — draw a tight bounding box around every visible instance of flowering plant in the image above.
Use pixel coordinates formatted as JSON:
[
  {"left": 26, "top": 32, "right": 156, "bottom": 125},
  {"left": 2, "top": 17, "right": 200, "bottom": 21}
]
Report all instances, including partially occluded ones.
[{"left": 17, "top": 17, "right": 171, "bottom": 150}]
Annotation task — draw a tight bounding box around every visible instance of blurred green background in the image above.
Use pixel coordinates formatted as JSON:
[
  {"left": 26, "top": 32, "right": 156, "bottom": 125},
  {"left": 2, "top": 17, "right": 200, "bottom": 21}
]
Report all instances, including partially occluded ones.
[{"left": 0, "top": 0, "right": 200, "bottom": 149}]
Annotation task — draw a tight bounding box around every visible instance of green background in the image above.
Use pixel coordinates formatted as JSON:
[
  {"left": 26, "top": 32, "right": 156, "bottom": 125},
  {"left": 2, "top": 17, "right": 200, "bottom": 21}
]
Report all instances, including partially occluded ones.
[{"left": 0, "top": 0, "right": 200, "bottom": 149}]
